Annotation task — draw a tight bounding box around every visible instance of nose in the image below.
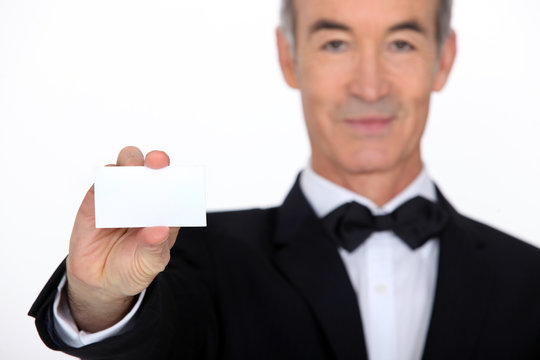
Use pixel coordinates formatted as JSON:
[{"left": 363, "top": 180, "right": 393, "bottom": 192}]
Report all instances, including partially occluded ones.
[{"left": 347, "top": 48, "right": 391, "bottom": 102}]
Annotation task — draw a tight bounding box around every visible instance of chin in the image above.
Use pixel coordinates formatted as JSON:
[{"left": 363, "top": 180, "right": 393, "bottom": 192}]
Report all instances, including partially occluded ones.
[
  {"left": 312, "top": 144, "right": 406, "bottom": 178},
  {"left": 338, "top": 150, "right": 397, "bottom": 174},
  {"left": 343, "top": 163, "right": 395, "bottom": 176},
  {"left": 322, "top": 159, "right": 395, "bottom": 179}
]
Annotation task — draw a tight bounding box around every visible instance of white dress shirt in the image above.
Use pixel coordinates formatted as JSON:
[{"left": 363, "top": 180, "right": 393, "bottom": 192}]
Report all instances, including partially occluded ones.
[
  {"left": 54, "top": 166, "right": 440, "bottom": 360},
  {"left": 300, "top": 166, "right": 439, "bottom": 360}
]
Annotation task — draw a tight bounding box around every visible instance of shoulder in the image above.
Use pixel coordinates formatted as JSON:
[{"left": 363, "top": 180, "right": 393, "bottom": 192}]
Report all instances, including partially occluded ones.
[{"left": 456, "top": 212, "right": 540, "bottom": 272}]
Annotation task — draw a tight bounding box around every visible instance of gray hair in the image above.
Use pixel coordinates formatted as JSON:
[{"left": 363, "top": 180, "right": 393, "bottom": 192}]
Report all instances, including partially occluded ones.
[{"left": 280, "top": 0, "right": 453, "bottom": 52}]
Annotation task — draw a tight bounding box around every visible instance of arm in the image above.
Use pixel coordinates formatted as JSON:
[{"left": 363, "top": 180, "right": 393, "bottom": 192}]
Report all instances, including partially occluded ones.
[
  {"left": 30, "top": 147, "right": 218, "bottom": 359},
  {"left": 66, "top": 147, "right": 177, "bottom": 332},
  {"left": 30, "top": 225, "right": 218, "bottom": 360}
]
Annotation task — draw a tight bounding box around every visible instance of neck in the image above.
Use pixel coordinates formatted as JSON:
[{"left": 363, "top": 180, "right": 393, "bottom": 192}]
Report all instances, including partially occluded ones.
[{"left": 311, "top": 157, "right": 423, "bottom": 207}]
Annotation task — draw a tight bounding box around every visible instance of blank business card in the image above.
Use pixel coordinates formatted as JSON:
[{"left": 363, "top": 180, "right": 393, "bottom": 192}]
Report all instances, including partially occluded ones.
[{"left": 94, "top": 166, "right": 206, "bottom": 228}]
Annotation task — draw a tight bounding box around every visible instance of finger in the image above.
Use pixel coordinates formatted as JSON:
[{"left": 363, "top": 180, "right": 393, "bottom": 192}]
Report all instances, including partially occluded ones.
[
  {"left": 145, "top": 150, "right": 170, "bottom": 169},
  {"left": 117, "top": 146, "right": 144, "bottom": 166}
]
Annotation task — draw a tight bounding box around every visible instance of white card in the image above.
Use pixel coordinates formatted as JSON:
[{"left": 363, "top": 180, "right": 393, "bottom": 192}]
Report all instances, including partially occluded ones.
[{"left": 94, "top": 166, "right": 206, "bottom": 228}]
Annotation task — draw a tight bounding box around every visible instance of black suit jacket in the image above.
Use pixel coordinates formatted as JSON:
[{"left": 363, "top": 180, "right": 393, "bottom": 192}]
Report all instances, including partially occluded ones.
[{"left": 29, "top": 179, "right": 540, "bottom": 359}]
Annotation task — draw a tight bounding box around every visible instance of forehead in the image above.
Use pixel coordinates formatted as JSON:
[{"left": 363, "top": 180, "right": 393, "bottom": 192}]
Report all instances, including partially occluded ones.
[{"left": 294, "top": 0, "right": 439, "bottom": 35}]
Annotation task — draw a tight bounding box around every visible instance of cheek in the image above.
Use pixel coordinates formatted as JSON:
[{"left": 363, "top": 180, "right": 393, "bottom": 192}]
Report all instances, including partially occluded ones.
[
  {"left": 298, "top": 50, "right": 352, "bottom": 100},
  {"left": 387, "top": 53, "right": 436, "bottom": 91},
  {"left": 389, "top": 61, "right": 434, "bottom": 122},
  {"left": 298, "top": 63, "right": 349, "bottom": 127},
  {"left": 301, "top": 69, "right": 341, "bottom": 104}
]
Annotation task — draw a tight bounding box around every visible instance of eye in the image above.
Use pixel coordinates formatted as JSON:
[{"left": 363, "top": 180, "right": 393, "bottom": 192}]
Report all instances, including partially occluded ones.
[
  {"left": 322, "top": 40, "right": 349, "bottom": 53},
  {"left": 389, "top": 40, "right": 414, "bottom": 52}
]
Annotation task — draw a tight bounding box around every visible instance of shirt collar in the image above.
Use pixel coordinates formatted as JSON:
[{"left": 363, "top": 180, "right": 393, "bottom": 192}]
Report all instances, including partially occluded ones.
[{"left": 299, "top": 165, "right": 437, "bottom": 218}]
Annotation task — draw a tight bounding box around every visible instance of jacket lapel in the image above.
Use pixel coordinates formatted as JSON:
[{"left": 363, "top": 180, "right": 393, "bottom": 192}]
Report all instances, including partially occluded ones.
[
  {"left": 273, "top": 179, "right": 368, "bottom": 360},
  {"left": 422, "top": 188, "right": 495, "bottom": 360}
]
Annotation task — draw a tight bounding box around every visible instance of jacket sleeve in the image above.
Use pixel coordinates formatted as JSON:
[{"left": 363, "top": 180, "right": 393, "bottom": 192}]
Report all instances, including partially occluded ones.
[{"left": 28, "top": 228, "right": 219, "bottom": 360}]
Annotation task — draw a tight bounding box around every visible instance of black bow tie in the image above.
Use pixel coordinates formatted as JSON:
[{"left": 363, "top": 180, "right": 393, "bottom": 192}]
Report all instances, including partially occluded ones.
[{"left": 322, "top": 196, "right": 449, "bottom": 252}]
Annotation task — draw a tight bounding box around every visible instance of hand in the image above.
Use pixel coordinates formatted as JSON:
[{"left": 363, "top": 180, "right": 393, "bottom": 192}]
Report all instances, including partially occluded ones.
[{"left": 66, "top": 146, "right": 180, "bottom": 332}]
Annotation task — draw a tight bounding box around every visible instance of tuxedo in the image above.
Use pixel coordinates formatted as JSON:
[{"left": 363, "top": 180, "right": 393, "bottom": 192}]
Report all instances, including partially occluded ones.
[{"left": 29, "top": 178, "right": 540, "bottom": 359}]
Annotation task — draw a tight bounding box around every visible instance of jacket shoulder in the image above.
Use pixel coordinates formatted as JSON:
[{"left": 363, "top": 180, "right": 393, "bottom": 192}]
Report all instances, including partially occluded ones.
[{"left": 457, "top": 213, "right": 540, "bottom": 271}]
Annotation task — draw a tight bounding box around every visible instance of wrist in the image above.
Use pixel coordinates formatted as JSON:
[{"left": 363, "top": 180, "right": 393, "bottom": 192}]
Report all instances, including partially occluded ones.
[{"left": 66, "top": 275, "right": 136, "bottom": 333}]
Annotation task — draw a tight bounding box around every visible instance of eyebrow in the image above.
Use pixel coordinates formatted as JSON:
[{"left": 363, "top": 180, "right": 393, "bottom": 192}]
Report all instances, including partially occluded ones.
[
  {"left": 308, "top": 19, "right": 352, "bottom": 37},
  {"left": 388, "top": 20, "right": 427, "bottom": 36}
]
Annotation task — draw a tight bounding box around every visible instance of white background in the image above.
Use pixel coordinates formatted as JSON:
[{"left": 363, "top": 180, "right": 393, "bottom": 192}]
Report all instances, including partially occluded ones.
[{"left": 1, "top": 0, "right": 539, "bottom": 358}]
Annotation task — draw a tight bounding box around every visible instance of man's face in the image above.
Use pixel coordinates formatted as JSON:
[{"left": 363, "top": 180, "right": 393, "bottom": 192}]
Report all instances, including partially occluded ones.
[{"left": 278, "top": 0, "right": 456, "bottom": 182}]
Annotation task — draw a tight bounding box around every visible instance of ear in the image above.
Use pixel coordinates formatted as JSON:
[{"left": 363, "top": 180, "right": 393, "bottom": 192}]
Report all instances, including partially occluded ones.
[
  {"left": 433, "top": 30, "right": 457, "bottom": 92},
  {"left": 276, "top": 27, "right": 299, "bottom": 89}
]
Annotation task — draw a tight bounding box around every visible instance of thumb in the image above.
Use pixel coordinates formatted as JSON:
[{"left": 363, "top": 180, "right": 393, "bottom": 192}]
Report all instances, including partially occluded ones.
[
  {"left": 140, "top": 226, "right": 170, "bottom": 246},
  {"left": 135, "top": 227, "right": 172, "bottom": 277}
]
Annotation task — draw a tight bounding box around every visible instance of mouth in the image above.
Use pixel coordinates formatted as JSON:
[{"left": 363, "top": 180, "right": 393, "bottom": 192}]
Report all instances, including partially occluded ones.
[{"left": 343, "top": 116, "right": 395, "bottom": 135}]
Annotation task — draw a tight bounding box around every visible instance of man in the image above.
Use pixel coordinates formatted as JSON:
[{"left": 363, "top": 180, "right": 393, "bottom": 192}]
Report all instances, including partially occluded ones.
[{"left": 30, "top": 0, "right": 540, "bottom": 359}]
